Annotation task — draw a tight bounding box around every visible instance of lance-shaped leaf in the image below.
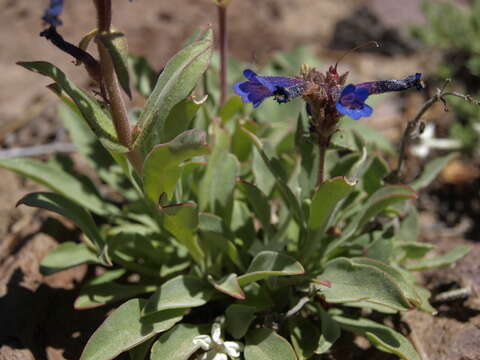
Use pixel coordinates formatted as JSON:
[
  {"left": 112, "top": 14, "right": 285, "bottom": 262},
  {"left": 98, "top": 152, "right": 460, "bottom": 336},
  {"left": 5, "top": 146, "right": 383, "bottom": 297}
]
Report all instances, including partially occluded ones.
[
  {"left": 309, "top": 177, "right": 356, "bottom": 232},
  {"left": 406, "top": 245, "right": 470, "bottom": 271},
  {"left": 58, "top": 101, "right": 133, "bottom": 198},
  {"left": 325, "top": 185, "right": 417, "bottom": 259},
  {"left": 162, "top": 96, "right": 207, "bottom": 143},
  {"left": 143, "top": 275, "right": 213, "bottom": 316},
  {"left": 315, "top": 308, "right": 340, "bottom": 354},
  {"left": 80, "top": 298, "right": 184, "bottom": 360},
  {"left": 289, "top": 316, "right": 320, "bottom": 360},
  {"left": 411, "top": 153, "right": 457, "bottom": 190},
  {"left": 242, "top": 127, "right": 305, "bottom": 226},
  {"left": 151, "top": 324, "right": 209, "bottom": 360},
  {"left": 333, "top": 316, "right": 420, "bottom": 360},
  {"left": 75, "top": 269, "right": 156, "bottom": 309},
  {"left": 162, "top": 202, "right": 204, "bottom": 264},
  {"left": 143, "top": 129, "right": 209, "bottom": 203},
  {"left": 0, "top": 158, "right": 113, "bottom": 216},
  {"left": 133, "top": 28, "right": 213, "bottom": 155},
  {"left": 350, "top": 257, "right": 421, "bottom": 307},
  {"left": 238, "top": 251, "right": 305, "bottom": 286},
  {"left": 238, "top": 181, "right": 273, "bottom": 235},
  {"left": 17, "top": 61, "right": 126, "bottom": 153},
  {"left": 245, "top": 328, "right": 297, "bottom": 360},
  {"left": 40, "top": 242, "right": 99, "bottom": 275},
  {"left": 315, "top": 258, "right": 411, "bottom": 311},
  {"left": 209, "top": 273, "right": 245, "bottom": 300},
  {"left": 97, "top": 30, "right": 132, "bottom": 98},
  {"left": 18, "top": 192, "right": 105, "bottom": 250},
  {"left": 226, "top": 305, "right": 256, "bottom": 339},
  {"left": 198, "top": 124, "right": 238, "bottom": 217}
]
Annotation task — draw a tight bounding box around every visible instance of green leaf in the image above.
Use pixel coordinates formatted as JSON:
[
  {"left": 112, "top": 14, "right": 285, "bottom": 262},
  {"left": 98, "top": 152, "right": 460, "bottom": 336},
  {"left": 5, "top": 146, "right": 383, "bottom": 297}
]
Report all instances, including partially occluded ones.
[
  {"left": 238, "top": 181, "right": 272, "bottom": 235},
  {"left": 338, "top": 117, "right": 394, "bottom": 153},
  {"left": 362, "top": 156, "right": 389, "bottom": 194},
  {"left": 242, "top": 127, "right": 305, "bottom": 226},
  {"left": 97, "top": 30, "right": 132, "bottom": 98},
  {"left": 226, "top": 304, "right": 256, "bottom": 339},
  {"left": 289, "top": 317, "right": 319, "bottom": 360},
  {"left": 143, "top": 129, "right": 209, "bottom": 203},
  {"left": 309, "top": 177, "right": 356, "bottom": 232},
  {"left": 80, "top": 298, "right": 184, "bottom": 360},
  {"left": 40, "top": 241, "right": 99, "bottom": 275},
  {"left": 315, "top": 308, "right": 340, "bottom": 354},
  {"left": 75, "top": 272, "right": 156, "bottom": 309},
  {"left": 333, "top": 315, "right": 420, "bottom": 360},
  {"left": 209, "top": 273, "right": 245, "bottom": 299},
  {"left": 198, "top": 124, "right": 238, "bottom": 216},
  {"left": 0, "top": 157, "right": 112, "bottom": 216},
  {"left": 58, "top": 101, "right": 132, "bottom": 198},
  {"left": 144, "top": 275, "right": 213, "bottom": 316},
  {"left": 151, "top": 324, "right": 208, "bottom": 360},
  {"left": 17, "top": 61, "right": 126, "bottom": 152},
  {"left": 315, "top": 257, "right": 411, "bottom": 311},
  {"left": 245, "top": 328, "right": 297, "bottom": 360},
  {"left": 162, "top": 202, "right": 204, "bottom": 264},
  {"left": 133, "top": 28, "right": 213, "bottom": 155},
  {"left": 18, "top": 192, "right": 105, "bottom": 250},
  {"left": 219, "top": 95, "right": 244, "bottom": 125},
  {"left": 411, "top": 153, "right": 457, "bottom": 190},
  {"left": 238, "top": 251, "right": 305, "bottom": 286},
  {"left": 129, "top": 56, "right": 157, "bottom": 97},
  {"left": 350, "top": 258, "right": 421, "bottom": 307},
  {"left": 406, "top": 245, "right": 470, "bottom": 271},
  {"left": 397, "top": 242, "right": 435, "bottom": 260},
  {"left": 162, "top": 96, "right": 206, "bottom": 143},
  {"left": 325, "top": 185, "right": 417, "bottom": 259}
]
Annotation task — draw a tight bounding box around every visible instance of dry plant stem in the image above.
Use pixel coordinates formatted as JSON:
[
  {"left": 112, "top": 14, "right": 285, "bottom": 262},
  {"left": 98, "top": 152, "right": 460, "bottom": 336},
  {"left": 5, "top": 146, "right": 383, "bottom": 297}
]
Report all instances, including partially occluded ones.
[
  {"left": 394, "top": 79, "right": 479, "bottom": 177},
  {"left": 218, "top": 5, "right": 228, "bottom": 107}
]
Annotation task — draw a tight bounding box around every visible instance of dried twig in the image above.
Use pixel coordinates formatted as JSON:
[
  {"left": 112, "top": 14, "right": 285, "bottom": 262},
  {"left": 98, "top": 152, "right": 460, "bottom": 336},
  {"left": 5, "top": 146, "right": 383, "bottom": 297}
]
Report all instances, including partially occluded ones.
[
  {"left": 386, "top": 79, "right": 480, "bottom": 182},
  {"left": 0, "top": 143, "right": 75, "bottom": 159}
]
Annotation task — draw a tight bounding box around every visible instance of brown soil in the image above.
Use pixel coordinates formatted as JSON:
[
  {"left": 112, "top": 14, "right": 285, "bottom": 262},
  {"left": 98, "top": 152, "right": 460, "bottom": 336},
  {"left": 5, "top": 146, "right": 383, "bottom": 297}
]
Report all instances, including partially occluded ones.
[{"left": 1, "top": 0, "right": 479, "bottom": 359}]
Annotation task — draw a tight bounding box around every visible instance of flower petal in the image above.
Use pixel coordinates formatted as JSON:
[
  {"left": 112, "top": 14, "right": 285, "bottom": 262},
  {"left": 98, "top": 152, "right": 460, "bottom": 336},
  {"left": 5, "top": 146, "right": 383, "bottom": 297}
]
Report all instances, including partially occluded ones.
[
  {"left": 193, "top": 335, "right": 213, "bottom": 351},
  {"left": 211, "top": 323, "right": 223, "bottom": 344},
  {"left": 224, "top": 341, "right": 244, "bottom": 357}
]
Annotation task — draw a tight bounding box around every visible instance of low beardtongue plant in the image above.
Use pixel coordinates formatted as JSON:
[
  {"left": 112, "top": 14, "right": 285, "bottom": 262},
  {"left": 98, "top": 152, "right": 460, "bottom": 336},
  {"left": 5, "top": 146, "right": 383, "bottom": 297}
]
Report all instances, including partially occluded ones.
[{"left": 2, "top": 0, "right": 472, "bottom": 359}]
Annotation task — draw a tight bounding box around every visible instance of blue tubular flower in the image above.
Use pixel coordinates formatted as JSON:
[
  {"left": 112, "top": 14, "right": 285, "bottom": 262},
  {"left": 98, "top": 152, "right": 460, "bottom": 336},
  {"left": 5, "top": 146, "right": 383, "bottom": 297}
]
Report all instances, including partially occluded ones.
[
  {"left": 336, "top": 73, "right": 423, "bottom": 120},
  {"left": 233, "top": 69, "right": 306, "bottom": 108},
  {"left": 42, "top": 0, "right": 64, "bottom": 27},
  {"left": 335, "top": 84, "right": 373, "bottom": 120}
]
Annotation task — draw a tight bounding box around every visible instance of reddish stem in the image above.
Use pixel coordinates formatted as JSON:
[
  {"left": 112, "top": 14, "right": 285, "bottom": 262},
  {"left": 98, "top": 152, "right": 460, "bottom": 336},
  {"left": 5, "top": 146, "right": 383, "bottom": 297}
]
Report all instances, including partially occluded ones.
[{"left": 218, "top": 5, "right": 228, "bottom": 107}]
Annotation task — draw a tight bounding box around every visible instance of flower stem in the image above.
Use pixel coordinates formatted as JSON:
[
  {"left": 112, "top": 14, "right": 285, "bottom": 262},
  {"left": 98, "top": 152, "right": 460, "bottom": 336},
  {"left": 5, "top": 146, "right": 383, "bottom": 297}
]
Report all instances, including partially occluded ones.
[
  {"left": 218, "top": 5, "right": 228, "bottom": 107},
  {"left": 316, "top": 136, "right": 328, "bottom": 186},
  {"left": 94, "top": 0, "right": 130, "bottom": 149}
]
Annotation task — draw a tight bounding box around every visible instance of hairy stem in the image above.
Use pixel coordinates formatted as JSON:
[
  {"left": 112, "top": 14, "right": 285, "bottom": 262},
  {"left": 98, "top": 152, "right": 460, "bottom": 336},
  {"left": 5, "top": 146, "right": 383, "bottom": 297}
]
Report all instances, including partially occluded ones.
[
  {"left": 93, "top": 0, "right": 133, "bottom": 150},
  {"left": 218, "top": 5, "right": 228, "bottom": 107},
  {"left": 316, "top": 136, "right": 328, "bottom": 187}
]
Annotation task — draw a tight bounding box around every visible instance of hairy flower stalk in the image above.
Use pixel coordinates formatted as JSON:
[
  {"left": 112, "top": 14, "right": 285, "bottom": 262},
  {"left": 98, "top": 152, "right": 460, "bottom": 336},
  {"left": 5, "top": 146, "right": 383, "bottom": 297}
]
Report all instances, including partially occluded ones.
[
  {"left": 233, "top": 65, "right": 423, "bottom": 185},
  {"left": 93, "top": 0, "right": 132, "bottom": 150}
]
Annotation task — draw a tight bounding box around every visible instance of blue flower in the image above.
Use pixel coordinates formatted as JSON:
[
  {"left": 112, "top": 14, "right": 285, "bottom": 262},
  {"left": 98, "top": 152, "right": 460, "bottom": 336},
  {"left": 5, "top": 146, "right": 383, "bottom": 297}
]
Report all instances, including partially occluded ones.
[
  {"left": 335, "top": 84, "right": 373, "bottom": 120},
  {"left": 233, "top": 69, "right": 306, "bottom": 108},
  {"left": 42, "top": 0, "right": 64, "bottom": 27}
]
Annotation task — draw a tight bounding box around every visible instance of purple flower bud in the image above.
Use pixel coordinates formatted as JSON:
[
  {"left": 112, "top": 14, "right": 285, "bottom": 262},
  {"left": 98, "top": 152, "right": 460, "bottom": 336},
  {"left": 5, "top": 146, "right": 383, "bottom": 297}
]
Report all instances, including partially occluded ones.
[
  {"left": 42, "top": 0, "right": 64, "bottom": 28},
  {"left": 233, "top": 69, "right": 306, "bottom": 108}
]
